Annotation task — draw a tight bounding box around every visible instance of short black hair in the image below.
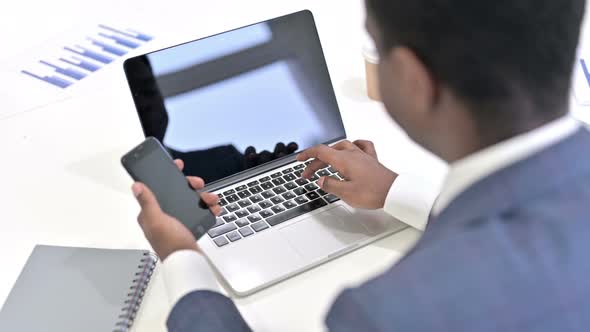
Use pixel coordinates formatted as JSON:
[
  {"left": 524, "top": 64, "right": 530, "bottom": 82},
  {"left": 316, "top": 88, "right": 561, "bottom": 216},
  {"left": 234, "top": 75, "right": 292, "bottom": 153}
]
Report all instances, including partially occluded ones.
[{"left": 367, "top": 0, "right": 586, "bottom": 136}]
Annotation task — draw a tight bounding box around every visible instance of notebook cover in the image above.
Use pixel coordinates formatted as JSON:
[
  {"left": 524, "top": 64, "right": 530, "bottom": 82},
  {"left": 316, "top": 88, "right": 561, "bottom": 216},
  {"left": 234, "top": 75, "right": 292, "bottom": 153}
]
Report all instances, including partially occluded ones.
[{"left": 0, "top": 245, "right": 154, "bottom": 332}]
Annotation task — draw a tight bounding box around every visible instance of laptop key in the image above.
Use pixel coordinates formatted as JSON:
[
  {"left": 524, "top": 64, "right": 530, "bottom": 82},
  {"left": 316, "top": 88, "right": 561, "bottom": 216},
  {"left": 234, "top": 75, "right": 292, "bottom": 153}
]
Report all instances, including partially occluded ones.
[
  {"left": 250, "top": 195, "right": 264, "bottom": 203},
  {"left": 236, "top": 210, "right": 249, "bottom": 218},
  {"left": 208, "top": 223, "right": 237, "bottom": 238},
  {"left": 272, "top": 205, "right": 286, "bottom": 214},
  {"left": 247, "top": 180, "right": 260, "bottom": 187},
  {"left": 271, "top": 172, "right": 283, "bottom": 178},
  {"left": 260, "top": 176, "right": 271, "bottom": 182},
  {"left": 328, "top": 166, "right": 338, "bottom": 173},
  {"left": 273, "top": 186, "right": 287, "bottom": 194},
  {"left": 310, "top": 174, "right": 319, "bottom": 181},
  {"left": 248, "top": 205, "right": 262, "bottom": 213},
  {"left": 236, "top": 218, "right": 250, "bottom": 227},
  {"left": 238, "top": 200, "right": 252, "bottom": 208},
  {"left": 283, "top": 173, "right": 296, "bottom": 182},
  {"left": 305, "top": 183, "right": 319, "bottom": 191},
  {"left": 306, "top": 191, "right": 321, "bottom": 200},
  {"left": 223, "top": 189, "right": 236, "bottom": 196},
  {"left": 260, "top": 209, "right": 274, "bottom": 218},
  {"left": 317, "top": 169, "right": 331, "bottom": 177},
  {"left": 251, "top": 221, "right": 269, "bottom": 232},
  {"left": 227, "top": 231, "right": 241, "bottom": 242},
  {"left": 238, "top": 190, "right": 251, "bottom": 199},
  {"left": 227, "top": 204, "right": 240, "bottom": 212},
  {"left": 261, "top": 191, "right": 275, "bottom": 199},
  {"left": 294, "top": 164, "right": 305, "bottom": 170},
  {"left": 249, "top": 186, "right": 263, "bottom": 194},
  {"left": 259, "top": 201, "right": 273, "bottom": 209},
  {"left": 283, "top": 200, "right": 297, "bottom": 209},
  {"left": 223, "top": 214, "right": 238, "bottom": 223},
  {"left": 325, "top": 194, "right": 341, "bottom": 203},
  {"left": 272, "top": 178, "right": 286, "bottom": 186},
  {"left": 267, "top": 199, "right": 328, "bottom": 227},
  {"left": 295, "top": 178, "right": 308, "bottom": 186},
  {"left": 213, "top": 218, "right": 225, "bottom": 228},
  {"left": 282, "top": 192, "right": 296, "bottom": 200},
  {"left": 218, "top": 208, "right": 228, "bottom": 216},
  {"left": 294, "top": 170, "right": 304, "bottom": 177},
  {"left": 239, "top": 226, "right": 254, "bottom": 237},
  {"left": 248, "top": 214, "right": 262, "bottom": 223},
  {"left": 219, "top": 198, "right": 228, "bottom": 206},
  {"left": 284, "top": 182, "right": 297, "bottom": 190},
  {"left": 293, "top": 187, "right": 307, "bottom": 196},
  {"left": 317, "top": 189, "right": 328, "bottom": 196},
  {"left": 227, "top": 194, "right": 240, "bottom": 203},
  {"left": 271, "top": 196, "right": 284, "bottom": 204},
  {"left": 295, "top": 196, "right": 309, "bottom": 205},
  {"left": 282, "top": 168, "right": 294, "bottom": 174},
  {"left": 214, "top": 237, "right": 229, "bottom": 247},
  {"left": 236, "top": 185, "right": 248, "bottom": 192},
  {"left": 261, "top": 182, "right": 274, "bottom": 190}
]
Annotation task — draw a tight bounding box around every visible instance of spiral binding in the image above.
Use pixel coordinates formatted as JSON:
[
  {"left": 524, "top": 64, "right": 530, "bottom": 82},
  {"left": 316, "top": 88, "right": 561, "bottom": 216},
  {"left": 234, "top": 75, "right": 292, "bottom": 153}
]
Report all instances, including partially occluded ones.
[{"left": 113, "top": 251, "right": 158, "bottom": 332}]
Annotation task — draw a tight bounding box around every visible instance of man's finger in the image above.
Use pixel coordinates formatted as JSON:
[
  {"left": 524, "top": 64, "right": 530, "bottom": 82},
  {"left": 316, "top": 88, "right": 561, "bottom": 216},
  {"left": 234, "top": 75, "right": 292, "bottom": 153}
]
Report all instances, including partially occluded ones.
[
  {"left": 200, "top": 192, "right": 220, "bottom": 206},
  {"left": 187, "top": 176, "right": 206, "bottom": 190},
  {"left": 302, "top": 159, "right": 329, "bottom": 179},
  {"left": 331, "top": 140, "right": 357, "bottom": 151},
  {"left": 296, "top": 145, "right": 343, "bottom": 167},
  {"left": 210, "top": 205, "right": 222, "bottom": 216},
  {"left": 132, "top": 183, "right": 162, "bottom": 218},
  {"left": 174, "top": 159, "right": 185, "bottom": 171},
  {"left": 353, "top": 140, "right": 377, "bottom": 158},
  {"left": 317, "top": 176, "right": 353, "bottom": 198}
]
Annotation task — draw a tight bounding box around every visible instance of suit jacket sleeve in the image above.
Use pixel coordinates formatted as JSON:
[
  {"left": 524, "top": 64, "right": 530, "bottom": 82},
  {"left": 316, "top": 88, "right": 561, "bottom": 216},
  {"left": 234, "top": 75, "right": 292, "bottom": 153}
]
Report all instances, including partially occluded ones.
[{"left": 167, "top": 291, "right": 252, "bottom": 332}]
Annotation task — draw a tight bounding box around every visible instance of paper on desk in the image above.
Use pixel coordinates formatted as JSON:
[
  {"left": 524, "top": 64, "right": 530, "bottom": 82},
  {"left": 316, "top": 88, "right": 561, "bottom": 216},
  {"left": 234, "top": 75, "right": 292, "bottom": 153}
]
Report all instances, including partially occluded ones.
[{"left": 0, "top": 21, "right": 155, "bottom": 120}]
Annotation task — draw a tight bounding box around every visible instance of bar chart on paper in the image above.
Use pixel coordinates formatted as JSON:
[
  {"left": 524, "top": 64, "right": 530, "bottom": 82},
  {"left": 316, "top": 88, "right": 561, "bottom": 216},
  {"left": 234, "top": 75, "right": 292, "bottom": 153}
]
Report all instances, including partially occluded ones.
[{"left": 20, "top": 24, "right": 154, "bottom": 89}]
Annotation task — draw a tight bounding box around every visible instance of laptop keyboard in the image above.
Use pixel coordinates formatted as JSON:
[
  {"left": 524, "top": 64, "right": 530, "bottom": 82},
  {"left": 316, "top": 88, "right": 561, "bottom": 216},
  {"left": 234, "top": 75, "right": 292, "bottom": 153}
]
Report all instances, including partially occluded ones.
[{"left": 209, "top": 161, "right": 342, "bottom": 247}]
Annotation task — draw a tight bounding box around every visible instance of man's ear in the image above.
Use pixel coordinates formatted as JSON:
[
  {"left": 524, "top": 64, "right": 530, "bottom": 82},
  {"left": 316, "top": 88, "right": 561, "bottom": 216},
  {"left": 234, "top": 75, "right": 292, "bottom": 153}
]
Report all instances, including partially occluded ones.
[{"left": 391, "top": 47, "right": 438, "bottom": 115}]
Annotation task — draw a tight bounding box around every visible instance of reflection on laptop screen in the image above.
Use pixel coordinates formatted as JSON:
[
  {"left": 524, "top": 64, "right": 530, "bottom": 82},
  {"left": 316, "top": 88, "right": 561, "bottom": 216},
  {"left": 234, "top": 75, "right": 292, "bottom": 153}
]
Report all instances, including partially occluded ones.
[{"left": 124, "top": 11, "right": 345, "bottom": 184}]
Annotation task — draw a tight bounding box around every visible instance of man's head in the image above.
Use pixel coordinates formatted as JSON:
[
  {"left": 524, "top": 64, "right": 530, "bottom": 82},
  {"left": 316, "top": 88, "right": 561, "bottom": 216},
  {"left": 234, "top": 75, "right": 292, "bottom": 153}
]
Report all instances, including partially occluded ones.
[{"left": 365, "top": 0, "right": 586, "bottom": 162}]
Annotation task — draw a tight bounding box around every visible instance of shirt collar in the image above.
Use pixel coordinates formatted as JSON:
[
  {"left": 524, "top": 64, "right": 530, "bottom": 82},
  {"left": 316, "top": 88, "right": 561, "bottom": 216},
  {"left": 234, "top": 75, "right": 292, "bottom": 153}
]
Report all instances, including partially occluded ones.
[{"left": 432, "top": 115, "right": 581, "bottom": 216}]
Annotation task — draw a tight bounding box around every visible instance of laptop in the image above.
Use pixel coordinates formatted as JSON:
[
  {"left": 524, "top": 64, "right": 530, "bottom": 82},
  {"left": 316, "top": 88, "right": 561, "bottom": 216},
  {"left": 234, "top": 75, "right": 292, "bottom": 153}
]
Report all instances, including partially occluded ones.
[{"left": 123, "top": 10, "right": 408, "bottom": 296}]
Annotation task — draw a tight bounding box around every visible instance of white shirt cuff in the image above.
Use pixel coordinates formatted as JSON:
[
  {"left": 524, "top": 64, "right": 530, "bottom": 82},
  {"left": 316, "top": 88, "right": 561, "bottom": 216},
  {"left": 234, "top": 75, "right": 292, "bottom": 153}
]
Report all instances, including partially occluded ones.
[
  {"left": 383, "top": 174, "right": 438, "bottom": 231},
  {"left": 161, "top": 249, "right": 220, "bottom": 306}
]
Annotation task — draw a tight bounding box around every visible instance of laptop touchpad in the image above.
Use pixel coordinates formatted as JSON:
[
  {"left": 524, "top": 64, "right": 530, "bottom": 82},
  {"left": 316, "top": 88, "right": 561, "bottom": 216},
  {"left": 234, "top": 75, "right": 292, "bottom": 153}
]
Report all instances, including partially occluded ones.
[{"left": 279, "top": 206, "right": 371, "bottom": 261}]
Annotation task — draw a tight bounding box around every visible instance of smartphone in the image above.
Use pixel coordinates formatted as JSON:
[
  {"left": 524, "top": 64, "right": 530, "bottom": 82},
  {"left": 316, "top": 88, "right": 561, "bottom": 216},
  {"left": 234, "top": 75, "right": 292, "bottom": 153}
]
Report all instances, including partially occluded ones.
[{"left": 121, "top": 137, "right": 216, "bottom": 239}]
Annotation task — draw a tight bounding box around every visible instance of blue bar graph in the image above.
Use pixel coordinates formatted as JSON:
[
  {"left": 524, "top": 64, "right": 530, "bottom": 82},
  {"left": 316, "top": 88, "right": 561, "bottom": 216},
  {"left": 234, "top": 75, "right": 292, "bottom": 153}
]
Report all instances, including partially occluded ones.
[
  {"left": 21, "top": 70, "right": 72, "bottom": 89},
  {"left": 98, "top": 32, "right": 140, "bottom": 48},
  {"left": 59, "top": 57, "right": 101, "bottom": 72},
  {"left": 581, "top": 59, "right": 590, "bottom": 87},
  {"left": 64, "top": 46, "right": 113, "bottom": 64},
  {"left": 89, "top": 39, "right": 127, "bottom": 56},
  {"left": 99, "top": 24, "right": 153, "bottom": 42},
  {"left": 22, "top": 24, "right": 153, "bottom": 89},
  {"left": 40, "top": 61, "right": 86, "bottom": 80}
]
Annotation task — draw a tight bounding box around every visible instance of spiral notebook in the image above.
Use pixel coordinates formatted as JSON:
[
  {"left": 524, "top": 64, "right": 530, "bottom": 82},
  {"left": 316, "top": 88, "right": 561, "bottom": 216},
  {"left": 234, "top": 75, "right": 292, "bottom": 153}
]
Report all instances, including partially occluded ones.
[{"left": 0, "top": 245, "right": 158, "bottom": 332}]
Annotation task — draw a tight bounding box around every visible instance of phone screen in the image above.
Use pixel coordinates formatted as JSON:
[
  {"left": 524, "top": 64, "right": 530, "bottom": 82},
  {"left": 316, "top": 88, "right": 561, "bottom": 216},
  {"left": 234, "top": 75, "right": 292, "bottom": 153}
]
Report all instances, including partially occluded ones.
[{"left": 122, "top": 137, "right": 216, "bottom": 239}]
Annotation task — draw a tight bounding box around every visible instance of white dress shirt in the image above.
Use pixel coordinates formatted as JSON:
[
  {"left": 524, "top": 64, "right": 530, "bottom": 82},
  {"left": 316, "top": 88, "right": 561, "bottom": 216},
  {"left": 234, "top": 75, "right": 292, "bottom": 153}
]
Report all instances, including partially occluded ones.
[{"left": 162, "top": 115, "right": 581, "bottom": 308}]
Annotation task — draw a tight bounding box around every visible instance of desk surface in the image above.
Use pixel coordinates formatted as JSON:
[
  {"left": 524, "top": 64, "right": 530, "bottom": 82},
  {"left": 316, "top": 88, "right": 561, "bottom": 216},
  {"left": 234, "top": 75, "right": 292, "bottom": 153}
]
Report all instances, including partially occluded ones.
[{"left": 1, "top": 1, "right": 588, "bottom": 331}]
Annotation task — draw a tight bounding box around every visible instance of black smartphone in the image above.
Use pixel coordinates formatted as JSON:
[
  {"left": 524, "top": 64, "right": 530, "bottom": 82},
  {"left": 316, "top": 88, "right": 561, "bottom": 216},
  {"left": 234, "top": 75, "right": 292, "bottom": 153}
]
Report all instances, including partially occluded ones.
[{"left": 121, "top": 137, "right": 216, "bottom": 239}]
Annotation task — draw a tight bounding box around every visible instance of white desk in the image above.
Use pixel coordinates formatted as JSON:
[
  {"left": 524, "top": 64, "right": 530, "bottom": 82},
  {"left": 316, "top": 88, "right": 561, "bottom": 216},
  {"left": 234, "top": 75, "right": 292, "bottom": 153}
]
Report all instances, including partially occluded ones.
[{"left": 1, "top": 1, "right": 588, "bottom": 331}]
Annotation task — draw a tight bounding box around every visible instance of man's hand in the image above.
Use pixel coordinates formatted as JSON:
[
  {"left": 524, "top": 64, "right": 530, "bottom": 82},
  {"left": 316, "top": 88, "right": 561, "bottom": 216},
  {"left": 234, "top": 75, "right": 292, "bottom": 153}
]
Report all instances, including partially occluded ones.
[
  {"left": 297, "top": 140, "right": 398, "bottom": 209},
  {"left": 132, "top": 159, "right": 221, "bottom": 260}
]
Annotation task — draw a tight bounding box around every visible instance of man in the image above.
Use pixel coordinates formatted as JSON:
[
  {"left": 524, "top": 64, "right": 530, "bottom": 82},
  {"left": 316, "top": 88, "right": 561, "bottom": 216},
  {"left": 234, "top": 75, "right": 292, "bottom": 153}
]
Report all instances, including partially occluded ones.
[{"left": 131, "top": 0, "right": 590, "bottom": 330}]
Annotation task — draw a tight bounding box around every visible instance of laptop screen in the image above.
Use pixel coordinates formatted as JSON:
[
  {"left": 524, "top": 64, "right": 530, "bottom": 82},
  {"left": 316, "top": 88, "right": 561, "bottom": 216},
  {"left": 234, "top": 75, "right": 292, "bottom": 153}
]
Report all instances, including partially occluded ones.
[{"left": 124, "top": 10, "right": 345, "bottom": 184}]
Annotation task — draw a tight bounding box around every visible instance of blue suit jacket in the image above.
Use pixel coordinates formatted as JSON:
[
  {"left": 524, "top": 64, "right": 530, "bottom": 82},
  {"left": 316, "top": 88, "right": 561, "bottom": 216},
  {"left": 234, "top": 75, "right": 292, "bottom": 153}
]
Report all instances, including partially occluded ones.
[{"left": 167, "top": 129, "right": 590, "bottom": 332}]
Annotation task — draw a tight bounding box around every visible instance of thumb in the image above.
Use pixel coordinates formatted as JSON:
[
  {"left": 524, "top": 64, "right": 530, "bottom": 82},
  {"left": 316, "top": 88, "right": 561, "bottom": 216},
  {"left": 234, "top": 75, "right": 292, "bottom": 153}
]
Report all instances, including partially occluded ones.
[
  {"left": 317, "top": 176, "right": 350, "bottom": 197},
  {"left": 132, "top": 183, "right": 161, "bottom": 215}
]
